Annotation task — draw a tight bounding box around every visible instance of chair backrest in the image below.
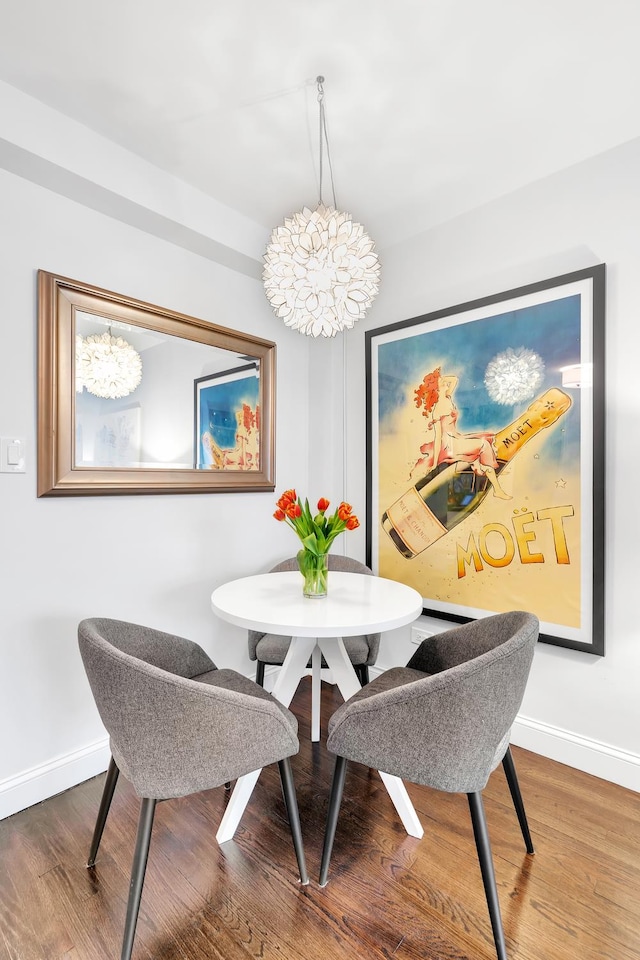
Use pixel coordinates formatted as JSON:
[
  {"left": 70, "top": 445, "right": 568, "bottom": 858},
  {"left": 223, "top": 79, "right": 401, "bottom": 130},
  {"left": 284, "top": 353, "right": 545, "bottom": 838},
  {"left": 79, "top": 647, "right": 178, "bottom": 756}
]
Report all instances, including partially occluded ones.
[
  {"left": 78, "top": 618, "right": 299, "bottom": 798},
  {"left": 80, "top": 617, "right": 218, "bottom": 676},
  {"left": 270, "top": 554, "right": 374, "bottom": 575},
  {"left": 327, "top": 611, "right": 539, "bottom": 793},
  {"left": 248, "top": 557, "right": 381, "bottom": 664}
]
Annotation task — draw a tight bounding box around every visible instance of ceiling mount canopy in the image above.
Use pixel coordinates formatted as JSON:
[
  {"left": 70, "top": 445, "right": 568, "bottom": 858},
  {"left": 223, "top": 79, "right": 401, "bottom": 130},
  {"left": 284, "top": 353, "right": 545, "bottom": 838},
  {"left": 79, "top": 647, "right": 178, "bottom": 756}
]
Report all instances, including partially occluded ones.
[{"left": 263, "top": 76, "right": 380, "bottom": 338}]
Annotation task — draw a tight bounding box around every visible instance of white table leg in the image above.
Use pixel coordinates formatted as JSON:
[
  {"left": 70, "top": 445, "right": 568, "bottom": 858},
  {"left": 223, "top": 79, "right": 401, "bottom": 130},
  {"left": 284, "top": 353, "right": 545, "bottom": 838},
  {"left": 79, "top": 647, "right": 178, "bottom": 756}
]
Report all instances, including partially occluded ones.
[
  {"left": 316, "top": 636, "right": 361, "bottom": 702},
  {"left": 270, "top": 635, "right": 317, "bottom": 707},
  {"left": 311, "top": 645, "right": 322, "bottom": 742},
  {"left": 317, "top": 636, "right": 423, "bottom": 840},
  {"left": 217, "top": 635, "right": 318, "bottom": 845},
  {"left": 216, "top": 769, "right": 262, "bottom": 844},
  {"left": 378, "top": 772, "right": 424, "bottom": 838}
]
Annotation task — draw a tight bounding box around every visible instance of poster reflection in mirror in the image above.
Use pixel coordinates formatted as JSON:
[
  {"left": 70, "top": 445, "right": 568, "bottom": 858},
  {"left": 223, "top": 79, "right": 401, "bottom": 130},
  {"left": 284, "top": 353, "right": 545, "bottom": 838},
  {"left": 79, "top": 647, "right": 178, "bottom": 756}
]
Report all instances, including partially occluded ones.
[{"left": 195, "top": 365, "right": 260, "bottom": 471}]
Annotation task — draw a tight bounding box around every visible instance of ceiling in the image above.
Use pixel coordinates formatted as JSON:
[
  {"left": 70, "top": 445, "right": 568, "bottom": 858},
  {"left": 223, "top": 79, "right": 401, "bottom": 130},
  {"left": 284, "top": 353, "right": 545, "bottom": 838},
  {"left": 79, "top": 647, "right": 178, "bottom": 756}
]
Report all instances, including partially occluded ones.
[{"left": 1, "top": 0, "right": 639, "bottom": 251}]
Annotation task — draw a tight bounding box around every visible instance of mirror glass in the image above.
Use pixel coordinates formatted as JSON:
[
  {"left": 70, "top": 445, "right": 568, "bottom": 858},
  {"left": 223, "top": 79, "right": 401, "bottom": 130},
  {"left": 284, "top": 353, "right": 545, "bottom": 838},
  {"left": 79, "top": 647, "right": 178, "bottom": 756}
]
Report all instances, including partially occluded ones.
[{"left": 38, "top": 272, "right": 275, "bottom": 496}]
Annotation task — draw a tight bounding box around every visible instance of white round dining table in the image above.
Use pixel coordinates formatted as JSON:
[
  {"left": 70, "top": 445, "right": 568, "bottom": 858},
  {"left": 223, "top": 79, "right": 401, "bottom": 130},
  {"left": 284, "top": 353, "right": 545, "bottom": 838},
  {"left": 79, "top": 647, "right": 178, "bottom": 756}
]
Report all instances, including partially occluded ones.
[{"left": 211, "top": 570, "right": 424, "bottom": 844}]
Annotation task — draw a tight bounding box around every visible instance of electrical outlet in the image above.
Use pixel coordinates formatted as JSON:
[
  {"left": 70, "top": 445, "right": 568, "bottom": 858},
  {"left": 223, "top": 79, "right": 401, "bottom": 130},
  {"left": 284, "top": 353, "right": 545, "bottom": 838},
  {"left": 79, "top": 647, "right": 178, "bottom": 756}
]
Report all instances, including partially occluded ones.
[{"left": 411, "top": 626, "right": 433, "bottom": 645}]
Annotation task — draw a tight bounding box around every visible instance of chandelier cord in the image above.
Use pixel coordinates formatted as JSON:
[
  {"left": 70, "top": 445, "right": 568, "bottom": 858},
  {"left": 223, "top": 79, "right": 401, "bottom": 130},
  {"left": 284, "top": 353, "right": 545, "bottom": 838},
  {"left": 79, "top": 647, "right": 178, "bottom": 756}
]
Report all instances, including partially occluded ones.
[
  {"left": 317, "top": 77, "right": 324, "bottom": 205},
  {"left": 316, "top": 76, "right": 337, "bottom": 209}
]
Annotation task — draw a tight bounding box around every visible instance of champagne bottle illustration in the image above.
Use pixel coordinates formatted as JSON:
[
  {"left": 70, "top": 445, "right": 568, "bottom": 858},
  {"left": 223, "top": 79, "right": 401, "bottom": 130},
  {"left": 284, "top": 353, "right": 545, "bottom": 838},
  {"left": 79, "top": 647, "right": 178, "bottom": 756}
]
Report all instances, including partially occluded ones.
[{"left": 381, "top": 387, "right": 572, "bottom": 559}]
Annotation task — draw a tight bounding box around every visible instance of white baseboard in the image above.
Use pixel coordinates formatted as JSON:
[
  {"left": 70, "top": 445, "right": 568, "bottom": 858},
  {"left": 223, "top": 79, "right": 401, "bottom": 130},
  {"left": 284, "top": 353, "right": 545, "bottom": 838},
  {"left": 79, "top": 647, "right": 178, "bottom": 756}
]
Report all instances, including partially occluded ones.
[
  {"left": 0, "top": 737, "right": 110, "bottom": 821},
  {"left": 268, "top": 664, "right": 639, "bottom": 793},
  {"left": 511, "top": 715, "right": 640, "bottom": 792},
  {"left": 2, "top": 680, "right": 638, "bottom": 823}
]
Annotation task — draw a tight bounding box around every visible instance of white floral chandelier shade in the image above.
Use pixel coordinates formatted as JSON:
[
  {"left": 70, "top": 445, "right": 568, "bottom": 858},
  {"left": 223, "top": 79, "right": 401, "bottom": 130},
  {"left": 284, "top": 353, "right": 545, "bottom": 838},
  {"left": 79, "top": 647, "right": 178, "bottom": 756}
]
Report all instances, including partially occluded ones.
[
  {"left": 76, "top": 331, "right": 142, "bottom": 399},
  {"left": 263, "top": 203, "right": 380, "bottom": 338},
  {"left": 263, "top": 76, "right": 380, "bottom": 337},
  {"left": 484, "top": 347, "right": 545, "bottom": 405}
]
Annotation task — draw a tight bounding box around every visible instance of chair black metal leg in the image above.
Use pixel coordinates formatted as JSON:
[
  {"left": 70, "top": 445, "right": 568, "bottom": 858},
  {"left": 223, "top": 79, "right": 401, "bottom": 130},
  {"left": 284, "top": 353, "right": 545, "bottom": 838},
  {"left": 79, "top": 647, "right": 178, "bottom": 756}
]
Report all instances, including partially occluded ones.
[
  {"left": 277, "top": 758, "right": 309, "bottom": 885},
  {"left": 319, "top": 755, "right": 348, "bottom": 887},
  {"left": 255, "top": 661, "right": 266, "bottom": 687},
  {"left": 467, "top": 792, "right": 508, "bottom": 960},
  {"left": 121, "top": 798, "right": 156, "bottom": 960},
  {"left": 502, "top": 747, "right": 534, "bottom": 854},
  {"left": 87, "top": 755, "right": 120, "bottom": 867},
  {"left": 359, "top": 665, "right": 370, "bottom": 686}
]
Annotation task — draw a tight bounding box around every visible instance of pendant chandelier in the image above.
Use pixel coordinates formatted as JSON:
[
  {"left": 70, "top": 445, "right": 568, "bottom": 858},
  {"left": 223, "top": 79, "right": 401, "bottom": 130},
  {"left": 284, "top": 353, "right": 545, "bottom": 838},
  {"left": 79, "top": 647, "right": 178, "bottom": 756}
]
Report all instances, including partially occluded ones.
[
  {"left": 76, "top": 330, "right": 142, "bottom": 399},
  {"left": 263, "top": 76, "right": 380, "bottom": 338}
]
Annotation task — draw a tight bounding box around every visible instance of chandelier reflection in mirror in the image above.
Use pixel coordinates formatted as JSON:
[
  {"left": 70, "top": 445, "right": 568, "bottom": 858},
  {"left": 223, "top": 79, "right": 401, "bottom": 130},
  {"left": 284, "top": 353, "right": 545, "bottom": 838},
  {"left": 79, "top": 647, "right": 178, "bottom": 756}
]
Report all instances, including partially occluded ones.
[
  {"left": 263, "top": 76, "right": 380, "bottom": 338},
  {"left": 76, "top": 331, "right": 142, "bottom": 399}
]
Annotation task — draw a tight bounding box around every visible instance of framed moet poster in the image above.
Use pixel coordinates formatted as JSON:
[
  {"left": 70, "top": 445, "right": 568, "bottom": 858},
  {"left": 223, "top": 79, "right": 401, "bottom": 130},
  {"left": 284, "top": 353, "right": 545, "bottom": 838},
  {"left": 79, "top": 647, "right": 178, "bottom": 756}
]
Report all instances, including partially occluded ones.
[{"left": 366, "top": 265, "right": 605, "bottom": 655}]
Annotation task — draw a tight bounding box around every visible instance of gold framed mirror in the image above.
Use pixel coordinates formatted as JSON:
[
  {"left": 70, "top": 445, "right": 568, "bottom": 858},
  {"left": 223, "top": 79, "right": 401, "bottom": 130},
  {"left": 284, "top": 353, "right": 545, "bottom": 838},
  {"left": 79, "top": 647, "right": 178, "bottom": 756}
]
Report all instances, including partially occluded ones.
[{"left": 37, "top": 271, "right": 276, "bottom": 496}]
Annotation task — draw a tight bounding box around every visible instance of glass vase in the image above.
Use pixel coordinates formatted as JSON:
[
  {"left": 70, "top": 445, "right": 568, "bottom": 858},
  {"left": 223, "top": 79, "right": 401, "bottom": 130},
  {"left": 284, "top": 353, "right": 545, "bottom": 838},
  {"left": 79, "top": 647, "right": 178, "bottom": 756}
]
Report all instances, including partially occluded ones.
[{"left": 298, "top": 549, "right": 329, "bottom": 598}]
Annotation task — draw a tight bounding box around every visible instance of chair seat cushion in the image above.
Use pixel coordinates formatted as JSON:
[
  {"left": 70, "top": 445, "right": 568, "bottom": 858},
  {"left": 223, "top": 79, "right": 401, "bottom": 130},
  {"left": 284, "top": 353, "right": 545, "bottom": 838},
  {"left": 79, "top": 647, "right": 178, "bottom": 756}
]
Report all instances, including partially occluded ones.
[
  {"left": 255, "top": 633, "right": 370, "bottom": 666},
  {"left": 193, "top": 667, "right": 294, "bottom": 721}
]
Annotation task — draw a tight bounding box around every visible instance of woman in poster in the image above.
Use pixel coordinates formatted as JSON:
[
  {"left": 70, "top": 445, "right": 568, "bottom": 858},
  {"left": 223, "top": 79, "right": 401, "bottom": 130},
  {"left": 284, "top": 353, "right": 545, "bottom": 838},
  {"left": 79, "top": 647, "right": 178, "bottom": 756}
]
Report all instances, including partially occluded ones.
[{"left": 411, "top": 367, "right": 511, "bottom": 500}]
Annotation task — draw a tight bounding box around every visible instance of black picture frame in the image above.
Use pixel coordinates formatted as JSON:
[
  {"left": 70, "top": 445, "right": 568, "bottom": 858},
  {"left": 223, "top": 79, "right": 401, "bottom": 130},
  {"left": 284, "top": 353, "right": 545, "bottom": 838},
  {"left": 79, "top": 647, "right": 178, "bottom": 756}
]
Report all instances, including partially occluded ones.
[{"left": 366, "top": 265, "right": 605, "bottom": 655}]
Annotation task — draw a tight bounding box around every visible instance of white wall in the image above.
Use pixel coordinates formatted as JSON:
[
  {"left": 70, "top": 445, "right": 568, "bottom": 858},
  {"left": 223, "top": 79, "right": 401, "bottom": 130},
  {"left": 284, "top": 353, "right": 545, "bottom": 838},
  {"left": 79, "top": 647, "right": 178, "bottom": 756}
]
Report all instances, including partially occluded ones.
[
  {"left": 0, "top": 165, "right": 312, "bottom": 818},
  {"left": 134, "top": 338, "right": 202, "bottom": 466},
  {"left": 2, "top": 90, "right": 638, "bottom": 820},
  {"left": 333, "top": 136, "right": 640, "bottom": 791}
]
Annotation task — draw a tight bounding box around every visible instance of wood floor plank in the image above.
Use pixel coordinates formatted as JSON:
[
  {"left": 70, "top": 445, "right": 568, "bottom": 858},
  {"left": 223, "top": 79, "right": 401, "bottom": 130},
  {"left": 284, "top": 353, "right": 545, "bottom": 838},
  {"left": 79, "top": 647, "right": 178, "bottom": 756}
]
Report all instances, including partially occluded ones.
[{"left": 0, "top": 832, "right": 75, "bottom": 959}]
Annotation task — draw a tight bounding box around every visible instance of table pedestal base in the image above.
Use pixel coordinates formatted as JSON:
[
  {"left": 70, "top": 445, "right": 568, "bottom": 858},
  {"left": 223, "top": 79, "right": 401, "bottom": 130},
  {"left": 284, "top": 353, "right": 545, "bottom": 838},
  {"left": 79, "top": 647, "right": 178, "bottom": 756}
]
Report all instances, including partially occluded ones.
[{"left": 216, "top": 635, "right": 424, "bottom": 844}]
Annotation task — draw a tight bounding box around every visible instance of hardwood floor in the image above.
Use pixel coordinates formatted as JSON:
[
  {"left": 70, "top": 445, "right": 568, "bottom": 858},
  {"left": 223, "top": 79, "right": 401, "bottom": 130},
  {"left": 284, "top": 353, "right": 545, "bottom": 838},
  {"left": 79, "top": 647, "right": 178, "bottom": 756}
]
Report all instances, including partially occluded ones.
[{"left": 1, "top": 678, "right": 639, "bottom": 960}]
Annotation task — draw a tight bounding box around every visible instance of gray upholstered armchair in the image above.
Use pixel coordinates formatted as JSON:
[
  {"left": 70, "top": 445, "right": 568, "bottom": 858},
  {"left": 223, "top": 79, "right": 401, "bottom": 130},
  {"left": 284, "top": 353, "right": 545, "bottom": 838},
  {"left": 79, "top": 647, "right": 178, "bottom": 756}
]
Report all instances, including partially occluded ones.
[
  {"left": 78, "top": 617, "right": 308, "bottom": 960},
  {"left": 248, "top": 555, "right": 381, "bottom": 686},
  {"left": 319, "top": 610, "right": 539, "bottom": 960}
]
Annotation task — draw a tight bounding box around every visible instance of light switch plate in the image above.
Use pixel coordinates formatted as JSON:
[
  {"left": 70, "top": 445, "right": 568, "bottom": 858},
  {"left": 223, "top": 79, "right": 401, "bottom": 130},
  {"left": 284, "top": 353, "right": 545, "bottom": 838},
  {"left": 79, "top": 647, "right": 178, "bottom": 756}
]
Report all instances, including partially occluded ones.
[{"left": 1, "top": 437, "right": 26, "bottom": 473}]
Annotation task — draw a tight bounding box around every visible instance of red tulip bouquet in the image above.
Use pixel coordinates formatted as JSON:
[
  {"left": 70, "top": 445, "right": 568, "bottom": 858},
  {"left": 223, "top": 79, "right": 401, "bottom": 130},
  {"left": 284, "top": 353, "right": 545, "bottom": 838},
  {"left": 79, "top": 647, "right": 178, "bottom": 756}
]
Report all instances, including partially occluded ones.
[{"left": 274, "top": 489, "right": 360, "bottom": 596}]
